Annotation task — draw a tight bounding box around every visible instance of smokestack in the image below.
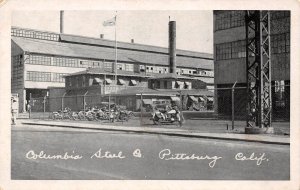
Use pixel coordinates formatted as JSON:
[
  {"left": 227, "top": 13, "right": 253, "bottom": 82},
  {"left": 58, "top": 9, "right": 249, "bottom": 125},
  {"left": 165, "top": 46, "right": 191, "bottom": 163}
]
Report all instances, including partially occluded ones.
[
  {"left": 131, "top": 39, "right": 134, "bottom": 43},
  {"left": 169, "top": 21, "right": 176, "bottom": 74},
  {"left": 100, "top": 34, "right": 104, "bottom": 39},
  {"left": 60, "top": 10, "right": 64, "bottom": 34}
]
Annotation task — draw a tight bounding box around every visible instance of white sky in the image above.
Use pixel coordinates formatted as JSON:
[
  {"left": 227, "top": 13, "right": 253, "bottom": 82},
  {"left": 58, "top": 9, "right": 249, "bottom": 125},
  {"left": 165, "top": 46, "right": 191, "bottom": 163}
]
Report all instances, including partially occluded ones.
[{"left": 12, "top": 10, "right": 213, "bottom": 53}]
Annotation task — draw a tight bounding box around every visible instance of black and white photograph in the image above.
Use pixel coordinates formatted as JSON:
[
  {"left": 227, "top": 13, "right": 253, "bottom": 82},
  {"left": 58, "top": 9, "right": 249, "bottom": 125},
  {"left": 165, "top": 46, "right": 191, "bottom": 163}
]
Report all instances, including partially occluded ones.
[{"left": 1, "top": 0, "right": 300, "bottom": 189}]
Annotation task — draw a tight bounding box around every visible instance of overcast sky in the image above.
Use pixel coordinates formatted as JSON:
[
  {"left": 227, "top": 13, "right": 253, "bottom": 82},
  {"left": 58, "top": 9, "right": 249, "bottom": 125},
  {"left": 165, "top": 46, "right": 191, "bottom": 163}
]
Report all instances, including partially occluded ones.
[{"left": 12, "top": 10, "right": 213, "bottom": 53}]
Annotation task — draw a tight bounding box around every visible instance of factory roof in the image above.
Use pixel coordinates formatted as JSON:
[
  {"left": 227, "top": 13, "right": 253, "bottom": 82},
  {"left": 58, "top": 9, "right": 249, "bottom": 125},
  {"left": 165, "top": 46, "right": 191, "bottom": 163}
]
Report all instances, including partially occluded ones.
[
  {"left": 12, "top": 31, "right": 213, "bottom": 70},
  {"left": 59, "top": 34, "right": 213, "bottom": 60}
]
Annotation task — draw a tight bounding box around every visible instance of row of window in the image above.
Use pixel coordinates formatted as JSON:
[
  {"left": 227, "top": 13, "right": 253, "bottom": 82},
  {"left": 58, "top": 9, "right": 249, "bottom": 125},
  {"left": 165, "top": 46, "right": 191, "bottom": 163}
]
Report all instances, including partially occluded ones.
[
  {"left": 25, "top": 54, "right": 214, "bottom": 78},
  {"left": 29, "top": 55, "right": 52, "bottom": 66},
  {"left": 117, "top": 63, "right": 134, "bottom": 72},
  {"left": 12, "top": 28, "right": 59, "bottom": 41},
  {"left": 216, "top": 33, "right": 290, "bottom": 61},
  {"left": 215, "top": 11, "right": 290, "bottom": 31},
  {"left": 28, "top": 55, "right": 111, "bottom": 68},
  {"left": 26, "top": 71, "right": 67, "bottom": 83},
  {"left": 271, "top": 11, "right": 290, "bottom": 20},
  {"left": 216, "top": 40, "right": 246, "bottom": 60},
  {"left": 145, "top": 65, "right": 168, "bottom": 74},
  {"left": 215, "top": 11, "right": 245, "bottom": 31},
  {"left": 271, "top": 33, "right": 290, "bottom": 54},
  {"left": 26, "top": 54, "right": 212, "bottom": 76}
]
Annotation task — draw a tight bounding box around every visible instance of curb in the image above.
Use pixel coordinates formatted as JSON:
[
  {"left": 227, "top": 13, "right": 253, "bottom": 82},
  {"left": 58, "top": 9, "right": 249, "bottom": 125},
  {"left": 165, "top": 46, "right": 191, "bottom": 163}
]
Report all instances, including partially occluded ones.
[{"left": 21, "top": 122, "right": 290, "bottom": 146}]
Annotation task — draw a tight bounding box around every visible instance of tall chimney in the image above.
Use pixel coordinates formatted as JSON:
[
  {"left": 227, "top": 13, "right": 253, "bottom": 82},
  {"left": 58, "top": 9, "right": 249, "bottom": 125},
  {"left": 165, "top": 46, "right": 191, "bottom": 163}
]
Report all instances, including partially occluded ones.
[
  {"left": 100, "top": 34, "right": 104, "bottom": 39},
  {"left": 60, "top": 10, "right": 64, "bottom": 34},
  {"left": 169, "top": 21, "right": 176, "bottom": 74},
  {"left": 131, "top": 39, "right": 134, "bottom": 43}
]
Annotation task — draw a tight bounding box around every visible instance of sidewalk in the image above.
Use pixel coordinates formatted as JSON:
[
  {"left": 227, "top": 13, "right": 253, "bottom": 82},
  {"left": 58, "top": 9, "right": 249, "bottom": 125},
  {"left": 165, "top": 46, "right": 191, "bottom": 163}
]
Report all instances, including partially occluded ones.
[{"left": 21, "top": 119, "right": 290, "bottom": 145}]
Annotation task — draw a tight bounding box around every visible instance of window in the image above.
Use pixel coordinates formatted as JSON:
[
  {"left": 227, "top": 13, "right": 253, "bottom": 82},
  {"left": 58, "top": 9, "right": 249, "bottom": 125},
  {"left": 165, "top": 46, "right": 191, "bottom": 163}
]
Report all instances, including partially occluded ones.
[
  {"left": 216, "top": 40, "right": 246, "bottom": 61},
  {"left": 230, "top": 11, "right": 245, "bottom": 28},
  {"left": 231, "top": 40, "right": 246, "bottom": 58},
  {"left": 29, "top": 55, "right": 51, "bottom": 66},
  {"left": 26, "top": 71, "right": 51, "bottom": 82},
  {"left": 271, "top": 33, "right": 290, "bottom": 54},
  {"left": 125, "top": 64, "right": 134, "bottom": 71},
  {"left": 271, "top": 11, "right": 290, "bottom": 20},
  {"left": 52, "top": 73, "right": 67, "bottom": 83},
  {"left": 216, "top": 42, "right": 232, "bottom": 60},
  {"left": 117, "top": 63, "right": 125, "bottom": 70},
  {"left": 215, "top": 11, "right": 231, "bottom": 31},
  {"left": 215, "top": 11, "right": 245, "bottom": 31},
  {"left": 104, "top": 62, "right": 113, "bottom": 71},
  {"left": 146, "top": 66, "right": 154, "bottom": 73},
  {"left": 11, "top": 28, "right": 59, "bottom": 41},
  {"left": 53, "top": 57, "right": 79, "bottom": 67}
]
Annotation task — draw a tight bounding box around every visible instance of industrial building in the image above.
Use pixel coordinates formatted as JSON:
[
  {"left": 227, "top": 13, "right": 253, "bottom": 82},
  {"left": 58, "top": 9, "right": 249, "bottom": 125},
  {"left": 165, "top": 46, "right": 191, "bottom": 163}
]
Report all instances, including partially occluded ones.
[
  {"left": 11, "top": 21, "right": 214, "bottom": 112},
  {"left": 213, "top": 10, "right": 290, "bottom": 120}
]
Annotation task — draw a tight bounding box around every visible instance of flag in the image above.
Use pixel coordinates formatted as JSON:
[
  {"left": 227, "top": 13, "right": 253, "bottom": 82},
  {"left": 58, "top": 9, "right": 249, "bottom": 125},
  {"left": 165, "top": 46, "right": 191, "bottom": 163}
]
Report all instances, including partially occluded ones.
[{"left": 103, "top": 17, "right": 116, "bottom": 26}]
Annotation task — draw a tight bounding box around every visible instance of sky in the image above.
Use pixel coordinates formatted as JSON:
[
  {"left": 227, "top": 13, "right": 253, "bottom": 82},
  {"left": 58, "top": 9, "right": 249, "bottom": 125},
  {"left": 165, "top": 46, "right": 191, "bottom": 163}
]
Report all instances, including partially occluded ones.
[{"left": 12, "top": 10, "right": 213, "bottom": 53}]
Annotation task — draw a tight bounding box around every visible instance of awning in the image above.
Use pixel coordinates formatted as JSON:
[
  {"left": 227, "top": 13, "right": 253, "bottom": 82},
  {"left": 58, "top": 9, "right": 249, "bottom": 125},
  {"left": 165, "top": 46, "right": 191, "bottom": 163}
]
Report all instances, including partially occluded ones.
[
  {"left": 142, "top": 99, "right": 152, "bottom": 105},
  {"left": 198, "top": 97, "right": 205, "bottom": 101},
  {"left": 176, "top": 81, "right": 183, "bottom": 85},
  {"left": 207, "top": 97, "right": 214, "bottom": 101},
  {"left": 118, "top": 79, "right": 125, "bottom": 85},
  {"left": 189, "top": 95, "right": 198, "bottom": 102},
  {"left": 170, "top": 96, "right": 180, "bottom": 101},
  {"left": 131, "top": 80, "right": 137, "bottom": 86},
  {"left": 105, "top": 78, "right": 112, "bottom": 84},
  {"left": 93, "top": 78, "right": 102, "bottom": 84}
]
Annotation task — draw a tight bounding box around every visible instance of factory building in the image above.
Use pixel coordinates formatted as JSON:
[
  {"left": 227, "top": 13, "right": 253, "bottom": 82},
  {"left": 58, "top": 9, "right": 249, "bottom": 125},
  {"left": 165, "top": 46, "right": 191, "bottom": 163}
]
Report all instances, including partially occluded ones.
[
  {"left": 213, "top": 11, "right": 290, "bottom": 120},
  {"left": 11, "top": 23, "right": 214, "bottom": 112}
]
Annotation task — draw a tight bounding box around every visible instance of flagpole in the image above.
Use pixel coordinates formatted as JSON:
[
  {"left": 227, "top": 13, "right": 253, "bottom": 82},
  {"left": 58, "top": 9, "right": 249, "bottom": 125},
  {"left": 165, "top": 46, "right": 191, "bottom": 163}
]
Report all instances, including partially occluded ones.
[{"left": 115, "top": 13, "right": 117, "bottom": 86}]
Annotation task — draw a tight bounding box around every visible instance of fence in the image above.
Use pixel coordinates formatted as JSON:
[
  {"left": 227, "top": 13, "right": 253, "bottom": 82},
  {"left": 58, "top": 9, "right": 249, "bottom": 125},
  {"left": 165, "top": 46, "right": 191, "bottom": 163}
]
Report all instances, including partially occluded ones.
[{"left": 27, "top": 85, "right": 290, "bottom": 126}]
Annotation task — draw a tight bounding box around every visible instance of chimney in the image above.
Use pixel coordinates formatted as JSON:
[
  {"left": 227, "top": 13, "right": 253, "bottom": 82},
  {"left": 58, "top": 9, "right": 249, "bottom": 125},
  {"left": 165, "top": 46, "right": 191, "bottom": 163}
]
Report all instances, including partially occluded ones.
[
  {"left": 169, "top": 21, "right": 176, "bottom": 74},
  {"left": 60, "top": 10, "right": 64, "bottom": 34},
  {"left": 100, "top": 34, "right": 104, "bottom": 39},
  {"left": 131, "top": 39, "right": 134, "bottom": 43}
]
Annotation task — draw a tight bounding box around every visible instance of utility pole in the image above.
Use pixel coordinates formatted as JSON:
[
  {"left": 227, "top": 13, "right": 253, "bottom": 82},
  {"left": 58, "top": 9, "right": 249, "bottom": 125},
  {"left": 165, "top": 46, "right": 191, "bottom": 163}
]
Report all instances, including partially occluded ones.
[{"left": 245, "top": 11, "right": 272, "bottom": 133}]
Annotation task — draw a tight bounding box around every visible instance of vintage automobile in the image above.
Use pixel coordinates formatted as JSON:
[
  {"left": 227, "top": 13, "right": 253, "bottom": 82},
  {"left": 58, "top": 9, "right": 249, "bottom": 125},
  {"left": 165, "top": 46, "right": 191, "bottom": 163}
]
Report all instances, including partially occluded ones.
[{"left": 151, "top": 104, "right": 183, "bottom": 126}]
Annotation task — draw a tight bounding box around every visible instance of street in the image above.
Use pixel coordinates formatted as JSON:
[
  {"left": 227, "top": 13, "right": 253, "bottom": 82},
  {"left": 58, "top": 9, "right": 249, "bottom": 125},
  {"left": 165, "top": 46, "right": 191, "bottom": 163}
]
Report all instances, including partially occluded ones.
[{"left": 11, "top": 124, "right": 290, "bottom": 180}]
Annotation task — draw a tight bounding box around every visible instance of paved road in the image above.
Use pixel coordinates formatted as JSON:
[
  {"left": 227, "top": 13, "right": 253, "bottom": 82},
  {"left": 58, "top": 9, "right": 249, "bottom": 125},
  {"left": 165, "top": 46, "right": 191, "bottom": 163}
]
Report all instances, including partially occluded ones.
[{"left": 11, "top": 124, "right": 290, "bottom": 180}]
